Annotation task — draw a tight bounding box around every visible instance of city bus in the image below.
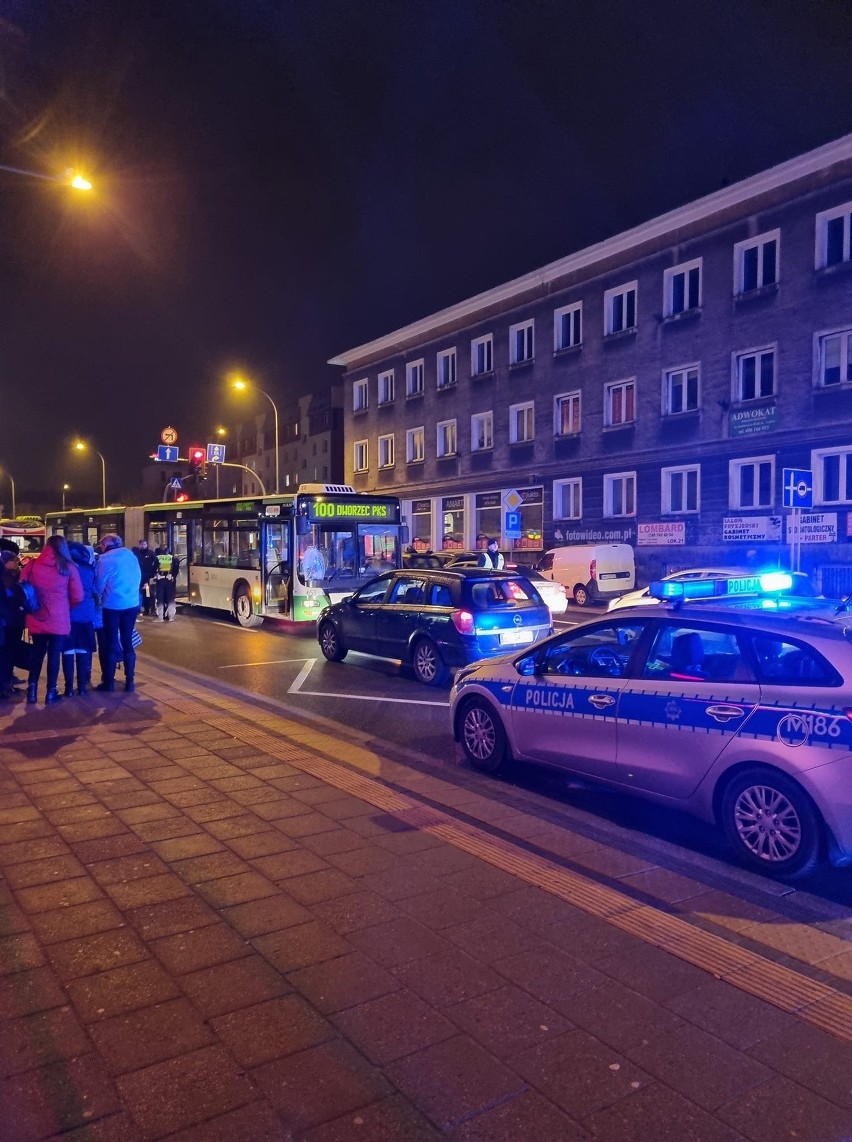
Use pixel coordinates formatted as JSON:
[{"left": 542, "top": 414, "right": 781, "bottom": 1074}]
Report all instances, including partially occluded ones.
[{"left": 47, "top": 485, "right": 404, "bottom": 627}]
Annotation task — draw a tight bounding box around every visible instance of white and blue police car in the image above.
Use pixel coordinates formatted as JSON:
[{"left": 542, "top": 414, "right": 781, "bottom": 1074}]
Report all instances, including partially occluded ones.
[{"left": 450, "top": 573, "right": 852, "bottom": 879}]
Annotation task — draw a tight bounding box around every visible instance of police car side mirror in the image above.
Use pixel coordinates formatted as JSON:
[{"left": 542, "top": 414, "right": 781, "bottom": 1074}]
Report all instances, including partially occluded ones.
[{"left": 516, "top": 655, "right": 537, "bottom": 677}]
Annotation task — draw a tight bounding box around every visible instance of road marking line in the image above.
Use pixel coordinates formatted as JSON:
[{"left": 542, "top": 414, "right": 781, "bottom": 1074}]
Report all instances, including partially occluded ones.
[
  {"left": 289, "top": 658, "right": 316, "bottom": 693},
  {"left": 294, "top": 689, "right": 447, "bottom": 708},
  {"left": 217, "top": 658, "right": 314, "bottom": 669}
]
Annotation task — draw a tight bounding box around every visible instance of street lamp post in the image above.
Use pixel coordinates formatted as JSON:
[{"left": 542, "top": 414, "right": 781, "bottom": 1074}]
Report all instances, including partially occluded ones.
[
  {"left": 62, "top": 484, "right": 70, "bottom": 511},
  {"left": 73, "top": 441, "right": 107, "bottom": 508},
  {"left": 232, "top": 378, "right": 279, "bottom": 495},
  {"left": 0, "top": 468, "right": 16, "bottom": 518},
  {"left": 214, "top": 427, "right": 227, "bottom": 498},
  {"left": 0, "top": 163, "right": 92, "bottom": 190}
]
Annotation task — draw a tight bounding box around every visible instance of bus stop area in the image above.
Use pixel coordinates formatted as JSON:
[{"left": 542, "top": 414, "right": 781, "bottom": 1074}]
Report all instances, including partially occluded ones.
[{"left": 1, "top": 659, "right": 852, "bottom": 1141}]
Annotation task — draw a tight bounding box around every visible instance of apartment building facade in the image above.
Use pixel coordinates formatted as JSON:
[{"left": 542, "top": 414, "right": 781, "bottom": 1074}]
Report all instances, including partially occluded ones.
[{"left": 330, "top": 133, "right": 852, "bottom": 590}]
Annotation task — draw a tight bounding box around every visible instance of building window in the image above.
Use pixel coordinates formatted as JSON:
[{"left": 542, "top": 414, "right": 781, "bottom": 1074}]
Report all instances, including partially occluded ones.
[
  {"left": 816, "top": 202, "right": 852, "bottom": 268},
  {"left": 377, "top": 370, "right": 395, "bottom": 405},
  {"left": 377, "top": 434, "right": 394, "bottom": 469},
  {"left": 735, "top": 347, "right": 775, "bottom": 401},
  {"left": 734, "top": 231, "right": 779, "bottom": 293},
  {"left": 471, "top": 334, "right": 493, "bottom": 376},
  {"left": 471, "top": 411, "right": 493, "bottom": 452},
  {"left": 813, "top": 447, "right": 852, "bottom": 504},
  {"left": 554, "top": 302, "right": 582, "bottom": 351},
  {"left": 730, "top": 456, "right": 774, "bottom": 509},
  {"left": 817, "top": 328, "right": 852, "bottom": 387},
  {"left": 664, "top": 259, "right": 701, "bottom": 316},
  {"left": 603, "top": 471, "right": 636, "bottom": 517},
  {"left": 406, "top": 359, "right": 424, "bottom": 397},
  {"left": 406, "top": 426, "right": 424, "bottom": 464},
  {"left": 353, "top": 440, "right": 368, "bottom": 473},
  {"left": 662, "top": 465, "right": 700, "bottom": 514},
  {"left": 663, "top": 365, "right": 700, "bottom": 415},
  {"left": 554, "top": 391, "right": 581, "bottom": 436},
  {"left": 437, "top": 347, "right": 457, "bottom": 389},
  {"left": 553, "top": 477, "right": 582, "bottom": 520},
  {"left": 604, "top": 281, "right": 637, "bottom": 335},
  {"left": 509, "top": 319, "right": 534, "bottom": 365},
  {"left": 604, "top": 378, "right": 635, "bottom": 426},
  {"left": 437, "top": 419, "right": 457, "bottom": 458},
  {"left": 509, "top": 401, "right": 534, "bottom": 443},
  {"left": 353, "top": 378, "right": 368, "bottom": 412}
]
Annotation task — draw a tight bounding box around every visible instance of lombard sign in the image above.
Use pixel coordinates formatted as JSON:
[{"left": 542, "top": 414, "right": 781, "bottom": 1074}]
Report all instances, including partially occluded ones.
[
  {"left": 722, "top": 515, "right": 782, "bottom": 543},
  {"left": 786, "top": 512, "right": 837, "bottom": 544},
  {"left": 637, "top": 521, "right": 685, "bottom": 546},
  {"left": 729, "top": 405, "right": 778, "bottom": 437}
]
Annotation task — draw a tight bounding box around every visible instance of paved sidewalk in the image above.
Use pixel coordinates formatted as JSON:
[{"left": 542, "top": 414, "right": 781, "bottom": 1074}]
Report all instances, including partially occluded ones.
[{"left": 1, "top": 659, "right": 851, "bottom": 1141}]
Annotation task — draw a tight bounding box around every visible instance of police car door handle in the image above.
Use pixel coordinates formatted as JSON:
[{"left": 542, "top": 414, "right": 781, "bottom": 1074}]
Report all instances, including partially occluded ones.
[
  {"left": 706, "top": 704, "right": 745, "bottom": 723},
  {"left": 589, "top": 693, "right": 616, "bottom": 709}
]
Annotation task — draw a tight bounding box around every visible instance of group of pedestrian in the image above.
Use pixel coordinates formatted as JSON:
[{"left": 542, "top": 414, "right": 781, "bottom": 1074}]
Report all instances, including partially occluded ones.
[
  {"left": 134, "top": 539, "right": 178, "bottom": 621},
  {"left": 0, "top": 533, "right": 144, "bottom": 706}
]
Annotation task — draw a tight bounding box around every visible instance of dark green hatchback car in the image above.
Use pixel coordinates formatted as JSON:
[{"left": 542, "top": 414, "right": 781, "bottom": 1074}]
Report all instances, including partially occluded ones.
[{"left": 316, "top": 567, "right": 553, "bottom": 685}]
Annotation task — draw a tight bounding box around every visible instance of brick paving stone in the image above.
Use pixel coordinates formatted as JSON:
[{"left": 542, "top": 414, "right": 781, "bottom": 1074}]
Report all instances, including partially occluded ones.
[
  {"left": 0, "top": 836, "right": 71, "bottom": 866},
  {"left": 180, "top": 801, "right": 249, "bottom": 825},
  {"left": 223, "top": 830, "right": 298, "bottom": 859},
  {"left": 3, "top": 854, "right": 87, "bottom": 888},
  {"left": 99, "top": 791, "right": 164, "bottom": 811},
  {"left": 229, "top": 787, "right": 293, "bottom": 807},
  {"left": 446, "top": 983, "right": 572, "bottom": 1058},
  {"left": 595, "top": 941, "right": 715, "bottom": 1004},
  {"left": 45, "top": 928, "right": 150, "bottom": 982},
  {"left": 205, "top": 814, "right": 273, "bottom": 839},
  {"left": 372, "top": 829, "right": 444, "bottom": 856},
  {"left": 746, "top": 1020, "right": 852, "bottom": 1108},
  {"left": 221, "top": 893, "right": 314, "bottom": 938},
  {"left": 493, "top": 946, "right": 608, "bottom": 1017},
  {"left": 391, "top": 949, "right": 504, "bottom": 1008},
  {"left": 0, "top": 1005, "right": 93, "bottom": 1077},
  {"left": 146, "top": 776, "right": 207, "bottom": 795},
  {"left": 716, "top": 1074, "right": 852, "bottom": 1142},
  {"left": 511, "top": 1028, "right": 651, "bottom": 1119},
  {"left": 361, "top": 866, "right": 443, "bottom": 902},
  {"left": 557, "top": 978, "right": 685, "bottom": 1052},
  {"left": 284, "top": 868, "right": 360, "bottom": 904},
  {"left": 665, "top": 979, "right": 798, "bottom": 1051},
  {"left": 180, "top": 954, "right": 289, "bottom": 1017},
  {"left": 625, "top": 1022, "right": 771, "bottom": 1111},
  {"left": 332, "top": 987, "right": 456, "bottom": 1065},
  {"left": 126, "top": 896, "right": 220, "bottom": 939},
  {"left": 86, "top": 853, "right": 171, "bottom": 885},
  {"left": 250, "top": 849, "right": 330, "bottom": 880},
  {"left": 303, "top": 1094, "right": 441, "bottom": 1142},
  {"left": 253, "top": 920, "right": 353, "bottom": 973},
  {"left": 446, "top": 1088, "right": 588, "bottom": 1141},
  {"left": 116, "top": 803, "right": 183, "bottom": 826},
  {"left": 88, "top": 998, "right": 216, "bottom": 1074},
  {"left": 348, "top": 917, "right": 453, "bottom": 968},
  {"left": 194, "top": 870, "right": 279, "bottom": 908},
  {"left": 115, "top": 1045, "right": 257, "bottom": 1139},
  {"left": 58, "top": 819, "right": 132, "bottom": 843},
  {"left": 386, "top": 1033, "right": 527, "bottom": 1130},
  {"left": 209, "top": 775, "right": 266, "bottom": 792},
  {"left": 28, "top": 899, "right": 125, "bottom": 945},
  {"left": 323, "top": 846, "right": 403, "bottom": 878},
  {"left": 45, "top": 804, "right": 114, "bottom": 826},
  {"left": 544, "top": 914, "right": 652, "bottom": 963},
  {"left": 211, "top": 994, "right": 336, "bottom": 1067},
  {"left": 490, "top": 885, "right": 594, "bottom": 935},
  {"left": 160, "top": 1099, "right": 288, "bottom": 1141},
  {"left": 583, "top": 1081, "right": 743, "bottom": 1142},
  {"left": 2, "top": 819, "right": 56, "bottom": 843},
  {"left": 396, "top": 887, "right": 488, "bottom": 930},
  {"left": 65, "top": 958, "right": 182, "bottom": 1022},
  {"left": 165, "top": 788, "right": 224, "bottom": 808},
  {"left": 442, "top": 914, "right": 545, "bottom": 964},
  {"left": 1, "top": 1051, "right": 122, "bottom": 1139},
  {"left": 0, "top": 931, "right": 46, "bottom": 973},
  {"left": 149, "top": 833, "right": 225, "bottom": 862},
  {"left": 171, "top": 850, "right": 251, "bottom": 883},
  {"left": 288, "top": 951, "right": 401, "bottom": 1014},
  {"left": 31, "top": 791, "right": 96, "bottom": 810},
  {"left": 129, "top": 817, "right": 204, "bottom": 842},
  {"left": 101, "top": 871, "right": 192, "bottom": 909},
  {"left": 273, "top": 811, "right": 342, "bottom": 839},
  {"left": 313, "top": 892, "right": 403, "bottom": 935},
  {"left": 70, "top": 833, "right": 150, "bottom": 863},
  {"left": 252, "top": 1039, "right": 393, "bottom": 1133},
  {"left": 308, "top": 795, "right": 379, "bottom": 821},
  {"left": 151, "top": 922, "right": 252, "bottom": 974}
]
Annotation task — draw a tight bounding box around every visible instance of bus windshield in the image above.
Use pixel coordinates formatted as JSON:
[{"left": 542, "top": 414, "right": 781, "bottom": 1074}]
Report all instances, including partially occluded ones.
[{"left": 297, "top": 523, "right": 399, "bottom": 590}]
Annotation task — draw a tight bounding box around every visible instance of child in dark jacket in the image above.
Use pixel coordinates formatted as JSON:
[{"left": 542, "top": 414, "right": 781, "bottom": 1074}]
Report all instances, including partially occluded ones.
[{"left": 63, "top": 543, "right": 100, "bottom": 696}]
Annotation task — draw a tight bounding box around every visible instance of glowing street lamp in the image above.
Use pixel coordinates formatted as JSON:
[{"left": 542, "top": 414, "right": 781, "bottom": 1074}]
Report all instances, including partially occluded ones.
[
  {"left": 231, "top": 376, "right": 279, "bottom": 495},
  {"left": 0, "top": 163, "right": 93, "bottom": 190},
  {"left": 62, "top": 483, "right": 71, "bottom": 510},
  {"left": 212, "top": 427, "right": 227, "bottom": 497},
  {"left": 73, "top": 440, "right": 107, "bottom": 508},
  {"left": 0, "top": 467, "right": 16, "bottom": 519}
]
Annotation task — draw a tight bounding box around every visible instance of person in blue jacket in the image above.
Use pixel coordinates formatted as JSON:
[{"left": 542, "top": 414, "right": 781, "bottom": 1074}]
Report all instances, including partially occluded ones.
[
  {"left": 62, "top": 543, "right": 100, "bottom": 696},
  {"left": 94, "top": 534, "right": 141, "bottom": 693}
]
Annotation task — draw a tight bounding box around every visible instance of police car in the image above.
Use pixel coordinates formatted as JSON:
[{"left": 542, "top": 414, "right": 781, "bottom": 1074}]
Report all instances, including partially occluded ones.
[{"left": 450, "top": 573, "right": 852, "bottom": 879}]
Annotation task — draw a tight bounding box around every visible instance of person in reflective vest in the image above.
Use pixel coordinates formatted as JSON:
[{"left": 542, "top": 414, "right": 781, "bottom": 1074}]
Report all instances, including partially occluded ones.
[{"left": 154, "top": 546, "right": 179, "bottom": 621}]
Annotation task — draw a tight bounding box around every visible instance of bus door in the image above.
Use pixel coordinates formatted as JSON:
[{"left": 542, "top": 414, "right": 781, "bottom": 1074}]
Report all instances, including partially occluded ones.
[
  {"left": 263, "top": 520, "right": 292, "bottom": 617},
  {"left": 171, "top": 523, "right": 190, "bottom": 600}
]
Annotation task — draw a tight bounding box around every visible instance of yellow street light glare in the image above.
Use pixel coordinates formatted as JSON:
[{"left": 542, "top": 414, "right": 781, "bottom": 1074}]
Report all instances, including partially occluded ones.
[{"left": 69, "top": 173, "right": 93, "bottom": 191}]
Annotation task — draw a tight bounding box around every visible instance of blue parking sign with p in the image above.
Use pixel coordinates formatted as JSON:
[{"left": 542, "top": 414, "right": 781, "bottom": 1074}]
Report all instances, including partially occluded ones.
[{"left": 505, "top": 510, "right": 522, "bottom": 538}]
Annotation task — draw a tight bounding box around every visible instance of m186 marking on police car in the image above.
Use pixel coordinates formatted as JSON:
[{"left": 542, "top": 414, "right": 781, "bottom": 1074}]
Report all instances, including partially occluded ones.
[{"left": 775, "top": 711, "right": 842, "bottom": 747}]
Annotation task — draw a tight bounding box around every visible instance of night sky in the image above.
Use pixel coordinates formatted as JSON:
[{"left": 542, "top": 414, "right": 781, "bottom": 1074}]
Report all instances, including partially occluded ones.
[{"left": 2, "top": 0, "right": 852, "bottom": 506}]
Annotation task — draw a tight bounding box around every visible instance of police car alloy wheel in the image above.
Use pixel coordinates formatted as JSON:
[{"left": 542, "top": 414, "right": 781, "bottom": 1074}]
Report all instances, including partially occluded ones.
[
  {"left": 459, "top": 698, "right": 506, "bottom": 773},
  {"left": 720, "top": 767, "right": 821, "bottom": 879}
]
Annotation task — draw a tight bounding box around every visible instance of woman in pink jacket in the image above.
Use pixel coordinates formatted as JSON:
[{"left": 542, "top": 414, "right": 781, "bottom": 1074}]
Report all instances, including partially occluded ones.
[{"left": 23, "top": 535, "right": 84, "bottom": 705}]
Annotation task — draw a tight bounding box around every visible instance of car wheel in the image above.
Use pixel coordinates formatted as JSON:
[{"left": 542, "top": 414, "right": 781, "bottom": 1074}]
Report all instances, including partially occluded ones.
[
  {"left": 318, "top": 620, "right": 347, "bottom": 662},
  {"left": 573, "top": 584, "right": 589, "bottom": 606},
  {"left": 720, "top": 767, "right": 822, "bottom": 879},
  {"left": 234, "top": 586, "right": 263, "bottom": 628},
  {"left": 459, "top": 698, "right": 507, "bottom": 773},
  {"left": 411, "top": 638, "right": 448, "bottom": 686}
]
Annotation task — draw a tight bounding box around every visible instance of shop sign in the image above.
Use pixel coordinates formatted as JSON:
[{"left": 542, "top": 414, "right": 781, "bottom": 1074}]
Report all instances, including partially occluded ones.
[
  {"left": 722, "top": 515, "right": 782, "bottom": 542},
  {"left": 475, "top": 491, "right": 503, "bottom": 509},
  {"left": 729, "top": 405, "right": 777, "bottom": 437},
  {"left": 786, "top": 512, "right": 837, "bottom": 544},
  {"left": 556, "top": 525, "right": 636, "bottom": 544},
  {"left": 442, "top": 495, "right": 464, "bottom": 512},
  {"left": 412, "top": 499, "right": 431, "bottom": 514},
  {"left": 637, "top": 521, "right": 685, "bottom": 546}
]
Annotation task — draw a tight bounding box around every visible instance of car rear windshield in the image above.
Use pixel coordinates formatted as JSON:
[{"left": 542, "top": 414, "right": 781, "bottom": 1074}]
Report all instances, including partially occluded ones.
[{"left": 468, "top": 578, "right": 540, "bottom": 609}]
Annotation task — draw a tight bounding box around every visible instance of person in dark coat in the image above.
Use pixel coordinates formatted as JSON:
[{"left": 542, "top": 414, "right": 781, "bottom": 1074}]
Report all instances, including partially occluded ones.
[
  {"left": 62, "top": 543, "right": 100, "bottom": 696},
  {"left": 22, "top": 535, "right": 84, "bottom": 704},
  {"left": 0, "top": 550, "right": 27, "bottom": 700},
  {"left": 133, "top": 539, "right": 159, "bottom": 616}
]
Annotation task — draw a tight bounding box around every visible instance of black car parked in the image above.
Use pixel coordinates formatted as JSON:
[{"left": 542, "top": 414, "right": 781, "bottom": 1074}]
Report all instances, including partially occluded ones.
[{"left": 316, "top": 567, "right": 553, "bottom": 685}]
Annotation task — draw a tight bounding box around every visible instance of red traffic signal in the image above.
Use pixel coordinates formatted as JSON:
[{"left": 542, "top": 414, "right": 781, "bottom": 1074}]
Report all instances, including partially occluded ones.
[
  {"left": 176, "top": 492, "right": 189, "bottom": 502},
  {"left": 187, "top": 446, "right": 207, "bottom": 477}
]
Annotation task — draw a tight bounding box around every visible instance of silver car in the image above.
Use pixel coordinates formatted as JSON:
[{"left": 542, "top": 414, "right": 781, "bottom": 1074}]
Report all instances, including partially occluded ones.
[{"left": 451, "top": 586, "right": 852, "bottom": 878}]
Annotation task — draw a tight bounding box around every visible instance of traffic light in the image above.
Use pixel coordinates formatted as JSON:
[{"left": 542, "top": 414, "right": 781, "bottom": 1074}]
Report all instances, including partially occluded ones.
[
  {"left": 188, "top": 447, "right": 207, "bottom": 478},
  {"left": 176, "top": 492, "right": 189, "bottom": 502}
]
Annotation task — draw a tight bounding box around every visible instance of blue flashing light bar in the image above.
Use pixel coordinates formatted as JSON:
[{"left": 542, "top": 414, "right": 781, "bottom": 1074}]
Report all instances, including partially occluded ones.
[{"left": 649, "top": 571, "right": 794, "bottom": 602}]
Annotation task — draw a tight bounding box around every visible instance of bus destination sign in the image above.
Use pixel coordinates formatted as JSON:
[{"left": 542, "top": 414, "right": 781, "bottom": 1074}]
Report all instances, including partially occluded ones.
[{"left": 308, "top": 499, "right": 399, "bottom": 523}]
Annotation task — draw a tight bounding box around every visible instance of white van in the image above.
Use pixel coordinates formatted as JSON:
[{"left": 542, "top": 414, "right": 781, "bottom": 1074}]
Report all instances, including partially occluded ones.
[{"left": 536, "top": 544, "right": 635, "bottom": 606}]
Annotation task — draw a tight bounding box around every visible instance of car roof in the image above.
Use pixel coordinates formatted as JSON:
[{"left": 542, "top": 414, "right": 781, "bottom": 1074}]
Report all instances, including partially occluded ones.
[{"left": 396, "top": 566, "right": 527, "bottom": 582}]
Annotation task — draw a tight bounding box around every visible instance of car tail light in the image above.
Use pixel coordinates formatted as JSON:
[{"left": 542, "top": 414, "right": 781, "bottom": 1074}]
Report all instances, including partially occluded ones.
[
  {"left": 451, "top": 609, "right": 475, "bottom": 634},
  {"left": 590, "top": 559, "right": 597, "bottom": 581}
]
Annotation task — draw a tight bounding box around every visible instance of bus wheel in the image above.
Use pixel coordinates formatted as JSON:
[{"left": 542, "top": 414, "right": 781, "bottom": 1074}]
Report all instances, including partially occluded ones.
[{"left": 234, "top": 586, "right": 263, "bottom": 628}]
